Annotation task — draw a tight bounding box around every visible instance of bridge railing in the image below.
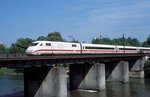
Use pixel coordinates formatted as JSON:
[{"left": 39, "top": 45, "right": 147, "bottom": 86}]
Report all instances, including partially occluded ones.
[{"left": 0, "top": 53, "right": 27, "bottom": 58}]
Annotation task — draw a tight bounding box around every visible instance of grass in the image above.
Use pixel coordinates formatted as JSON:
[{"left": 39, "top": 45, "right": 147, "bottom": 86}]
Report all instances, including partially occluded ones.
[{"left": 0, "top": 67, "right": 16, "bottom": 75}]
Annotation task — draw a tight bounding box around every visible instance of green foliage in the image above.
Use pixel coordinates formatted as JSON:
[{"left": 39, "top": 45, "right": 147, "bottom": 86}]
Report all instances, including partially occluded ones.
[
  {"left": 111, "top": 38, "right": 123, "bottom": 45},
  {"left": 37, "top": 31, "right": 65, "bottom": 42},
  {"left": 147, "top": 35, "right": 150, "bottom": 45},
  {"left": 0, "top": 44, "right": 6, "bottom": 53},
  {"left": 70, "top": 38, "right": 79, "bottom": 43},
  {"left": 9, "top": 38, "right": 33, "bottom": 53},
  {"left": 144, "top": 60, "right": 150, "bottom": 68},
  {"left": 92, "top": 36, "right": 141, "bottom": 46},
  {"left": 92, "top": 37, "right": 112, "bottom": 44},
  {"left": 142, "top": 35, "right": 150, "bottom": 47},
  {"left": 47, "top": 31, "right": 64, "bottom": 41},
  {"left": 6, "top": 32, "right": 65, "bottom": 54},
  {"left": 2, "top": 32, "right": 150, "bottom": 54},
  {"left": 0, "top": 67, "right": 23, "bottom": 75},
  {"left": 126, "top": 37, "right": 141, "bottom": 46},
  {"left": 37, "top": 36, "right": 48, "bottom": 41},
  {"left": 0, "top": 68, "right": 15, "bottom": 75}
]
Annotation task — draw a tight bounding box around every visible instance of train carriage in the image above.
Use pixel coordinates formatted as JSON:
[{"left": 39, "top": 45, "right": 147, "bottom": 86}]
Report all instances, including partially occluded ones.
[
  {"left": 116, "top": 46, "right": 139, "bottom": 53},
  {"left": 26, "top": 41, "right": 81, "bottom": 55},
  {"left": 81, "top": 43, "right": 116, "bottom": 53},
  {"left": 139, "top": 47, "right": 150, "bottom": 53},
  {"left": 26, "top": 41, "right": 150, "bottom": 55}
]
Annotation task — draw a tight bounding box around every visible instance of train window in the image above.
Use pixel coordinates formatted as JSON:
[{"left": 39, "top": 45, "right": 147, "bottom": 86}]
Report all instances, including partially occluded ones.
[
  {"left": 85, "top": 46, "right": 114, "bottom": 50},
  {"left": 40, "top": 43, "right": 43, "bottom": 46},
  {"left": 119, "top": 48, "right": 136, "bottom": 50},
  {"left": 30, "top": 43, "right": 38, "bottom": 46},
  {"left": 140, "top": 49, "right": 150, "bottom": 50},
  {"left": 46, "top": 43, "right": 51, "bottom": 46},
  {"left": 72, "top": 44, "right": 77, "bottom": 47}
]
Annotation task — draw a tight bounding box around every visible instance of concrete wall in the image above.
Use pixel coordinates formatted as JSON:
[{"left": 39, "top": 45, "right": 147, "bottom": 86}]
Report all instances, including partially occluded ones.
[
  {"left": 129, "top": 58, "right": 146, "bottom": 78},
  {"left": 130, "top": 58, "right": 145, "bottom": 71},
  {"left": 106, "top": 61, "right": 129, "bottom": 83},
  {"left": 69, "top": 63, "right": 105, "bottom": 90},
  {"left": 24, "top": 66, "right": 67, "bottom": 97},
  {"left": 129, "top": 71, "right": 144, "bottom": 78}
]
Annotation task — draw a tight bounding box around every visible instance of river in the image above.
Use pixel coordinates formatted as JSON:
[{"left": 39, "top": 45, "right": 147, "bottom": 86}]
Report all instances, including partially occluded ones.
[
  {"left": 0, "top": 75, "right": 24, "bottom": 97},
  {"left": 0, "top": 75, "right": 150, "bottom": 97}
]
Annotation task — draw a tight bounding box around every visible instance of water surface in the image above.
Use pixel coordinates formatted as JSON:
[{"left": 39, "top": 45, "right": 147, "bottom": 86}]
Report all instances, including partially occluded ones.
[
  {"left": 0, "top": 75, "right": 23, "bottom": 97},
  {"left": 0, "top": 75, "right": 150, "bottom": 97},
  {"left": 70, "top": 78, "right": 150, "bottom": 97}
]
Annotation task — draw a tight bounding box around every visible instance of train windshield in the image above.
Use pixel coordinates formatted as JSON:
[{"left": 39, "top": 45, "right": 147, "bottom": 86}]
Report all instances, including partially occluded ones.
[{"left": 30, "top": 43, "right": 38, "bottom": 46}]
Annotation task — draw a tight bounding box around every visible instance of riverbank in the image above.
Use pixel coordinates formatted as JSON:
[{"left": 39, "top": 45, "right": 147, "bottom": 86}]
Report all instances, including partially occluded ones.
[{"left": 0, "top": 67, "right": 23, "bottom": 75}]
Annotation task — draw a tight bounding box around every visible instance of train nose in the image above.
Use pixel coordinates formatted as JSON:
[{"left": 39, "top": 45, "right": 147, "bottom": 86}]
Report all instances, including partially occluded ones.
[{"left": 26, "top": 49, "right": 33, "bottom": 54}]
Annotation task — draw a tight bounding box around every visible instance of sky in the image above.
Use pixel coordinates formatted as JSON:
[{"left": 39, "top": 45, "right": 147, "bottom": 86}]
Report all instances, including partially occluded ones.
[{"left": 0, "top": 0, "right": 150, "bottom": 46}]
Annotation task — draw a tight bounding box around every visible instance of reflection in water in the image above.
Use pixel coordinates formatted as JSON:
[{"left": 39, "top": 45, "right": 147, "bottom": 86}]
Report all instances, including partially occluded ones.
[
  {"left": 69, "top": 78, "right": 150, "bottom": 97},
  {"left": 0, "top": 75, "right": 150, "bottom": 97}
]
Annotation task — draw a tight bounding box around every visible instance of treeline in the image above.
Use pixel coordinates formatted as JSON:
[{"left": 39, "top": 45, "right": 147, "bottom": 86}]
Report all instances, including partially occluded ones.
[
  {"left": 0, "top": 31, "right": 150, "bottom": 54},
  {"left": 0, "top": 32, "right": 64, "bottom": 54},
  {"left": 92, "top": 37, "right": 141, "bottom": 46}
]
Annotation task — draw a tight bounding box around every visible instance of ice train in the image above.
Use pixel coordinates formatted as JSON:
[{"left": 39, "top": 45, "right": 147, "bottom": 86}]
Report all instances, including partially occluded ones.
[{"left": 26, "top": 41, "right": 150, "bottom": 55}]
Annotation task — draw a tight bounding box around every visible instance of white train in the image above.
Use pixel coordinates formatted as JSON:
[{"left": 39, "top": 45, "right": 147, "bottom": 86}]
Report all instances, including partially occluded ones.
[{"left": 26, "top": 41, "right": 150, "bottom": 55}]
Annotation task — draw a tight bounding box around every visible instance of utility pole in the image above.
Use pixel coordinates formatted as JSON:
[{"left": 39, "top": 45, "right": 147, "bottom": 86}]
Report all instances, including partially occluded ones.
[
  {"left": 122, "top": 33, "right": 125, "bottom": 53},
  {"left": 99, "top": 35, "right": 102, "bottom": 39}
]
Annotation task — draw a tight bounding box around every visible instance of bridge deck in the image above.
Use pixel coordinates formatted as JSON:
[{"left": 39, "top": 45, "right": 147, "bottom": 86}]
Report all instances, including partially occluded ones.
[{"left": 0, "top": 53, "right": 145, "bottom": 67}]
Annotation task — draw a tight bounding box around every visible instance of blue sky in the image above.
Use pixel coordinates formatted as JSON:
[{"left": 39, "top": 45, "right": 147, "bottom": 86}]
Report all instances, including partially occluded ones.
[{"left": 0, "top": 0, "right": 150, "bottom": 46}]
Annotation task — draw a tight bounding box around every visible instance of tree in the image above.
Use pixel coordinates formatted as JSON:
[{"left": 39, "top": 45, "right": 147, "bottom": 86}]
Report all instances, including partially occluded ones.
[
  {"left": 47, "top": 31, "right": 64, "bottom": 41},
  {"left": 112, "top": 38, "right": 123, "bottom": 45},
  {"left": 9, "top": 38, "right": 33, "bottom": 53},
  {"left": 146, "top": 35, "right": 150, "bottom": 46},
  {"left": 92, "top": 38, "right": 100, "bottom": 44},
  {"left": 92, "top": 37, "right": 112, "bottom": 44},
  {"left": 0, "top": 44, "right": 6, "bottom": 53},
  {"left": 126, "top": 37, "right": 141, "bottom": 46},
  {"left": 37, "top": 36, "right": 48, "bottom": 41},
  {"left": 142, "top": 35, "right": 150, "bottom": 47},
  {"left": 92, "top": 36, "right": 141, "bottom": 46},
  {"left": 36, "top": 32, "right": 65, "bottom": 42},
  {"left": 70, "top": 38, "right": 79, "bottom": 43}
]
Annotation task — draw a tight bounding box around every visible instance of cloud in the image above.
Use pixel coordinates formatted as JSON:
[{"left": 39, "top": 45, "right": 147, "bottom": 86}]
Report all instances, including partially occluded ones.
[
  {"left": 1, "top": 0, "right": 150, "bottom": 44},
  {"left": 70, "top": 0, "right": 150, "bottom": 42}
]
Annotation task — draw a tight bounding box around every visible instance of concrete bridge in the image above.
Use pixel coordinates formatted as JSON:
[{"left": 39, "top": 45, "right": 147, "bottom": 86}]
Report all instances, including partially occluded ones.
[{"left": 0, "top": 53, "right": 149, "bottom": 97}]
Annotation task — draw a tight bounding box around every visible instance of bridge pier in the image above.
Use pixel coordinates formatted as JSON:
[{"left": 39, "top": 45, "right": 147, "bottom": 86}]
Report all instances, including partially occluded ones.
[
  {"left": 106, "top": 61, "right": 129, "bottom": 83},
  {"left": 130, "top": 58, "right": 145, "bottom": 71},
  {"left": 69, "top": 63, "right": 105, "bottom": 90},
  {"left": 24, "top": 66, "right": 67, "bottom": 97},
  {"left": 129, "top": 58, "right": 146, "bottom": 78}
]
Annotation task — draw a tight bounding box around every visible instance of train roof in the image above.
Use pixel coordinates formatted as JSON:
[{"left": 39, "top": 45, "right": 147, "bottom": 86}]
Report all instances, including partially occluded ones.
[
  {"left": 139, "top": 47, "right": 150, "bottom": 50},
  {"left": 33, "top": 41, "right": 79, "bottom": 44},
  {"left": 116, "top": 45, "right": 138, "bottom": 49},
  {"left": 32, "top": 41, "right": 150, "bottom": 49},
  {"left": 81, "top": 43, "right": 116, "bottom": 48}
]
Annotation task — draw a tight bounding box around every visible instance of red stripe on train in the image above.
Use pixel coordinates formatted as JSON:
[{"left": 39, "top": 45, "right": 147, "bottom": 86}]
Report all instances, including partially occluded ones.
[{"left": 34, "top": 49, "right": 139, "bottom": 53}]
